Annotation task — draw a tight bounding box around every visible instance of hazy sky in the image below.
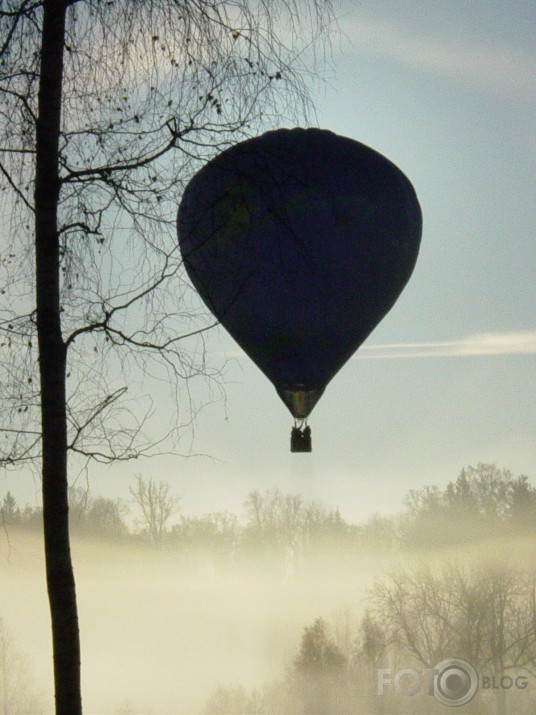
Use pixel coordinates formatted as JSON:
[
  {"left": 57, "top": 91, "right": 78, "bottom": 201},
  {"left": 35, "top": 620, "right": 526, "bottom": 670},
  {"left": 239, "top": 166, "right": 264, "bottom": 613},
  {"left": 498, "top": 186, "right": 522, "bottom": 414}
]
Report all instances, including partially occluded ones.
[{"left": 4, "top": 0, "right": 535, "bottom": 523}]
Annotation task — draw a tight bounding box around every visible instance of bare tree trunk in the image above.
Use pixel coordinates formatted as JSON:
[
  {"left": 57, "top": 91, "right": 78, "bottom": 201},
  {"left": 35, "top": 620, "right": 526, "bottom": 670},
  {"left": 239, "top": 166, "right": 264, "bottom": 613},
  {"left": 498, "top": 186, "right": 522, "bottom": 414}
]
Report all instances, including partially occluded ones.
[{"left": 35, "top": 1, "right": 82, "bottom": 713}]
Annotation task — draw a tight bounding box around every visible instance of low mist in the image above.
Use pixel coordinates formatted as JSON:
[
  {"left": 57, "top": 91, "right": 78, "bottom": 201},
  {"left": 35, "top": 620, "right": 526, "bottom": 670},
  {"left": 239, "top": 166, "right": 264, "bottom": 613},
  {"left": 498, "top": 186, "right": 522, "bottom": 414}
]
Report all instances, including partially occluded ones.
[{"left": 1, "top": 463, "right": 536, "bottom": 714}]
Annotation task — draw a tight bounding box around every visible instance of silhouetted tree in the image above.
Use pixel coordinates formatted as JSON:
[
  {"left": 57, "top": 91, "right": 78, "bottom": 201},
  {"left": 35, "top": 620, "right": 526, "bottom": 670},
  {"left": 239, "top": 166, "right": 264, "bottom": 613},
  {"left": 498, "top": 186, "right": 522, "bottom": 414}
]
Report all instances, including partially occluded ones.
[
  {"left": 303, "top": 502, "right": 355, "bottom": 554},
  {"left": 0, "top": 3, "right": 338, "bottom": 711},
  {"left": 171, "top": 511, "right": 239, "bottom": 562},
  {"left": 243, "top": 489, "right": 305, "bottom": 561},
  {"left": 357, "top": 513, "right": 399, "bottom": 551},
  {"left": 506, "top": 475, "right": 536, "bottom": 531},
  {"left": 401, "top": 464, "right": 535, "bottom": 548},
  {"left": 86, "top": 496, "right": 129, "bottom": 539},
  {"left": 369, "top": 563, "right": 536, "bottom": 715},
  {"left": 353, "top": 610, "right": 391, "bottom": 715},
  {"left": 130, "top": 475, "right": 180, "bottom": 545},
  {"left": 68, "top": 487, "right": 129, "bottom": 539},
  {"left": 291, "top": 617, "right": 348, "bottom": 715},
  {"left": 0, "top": 492, "right": 20, "bottom": 525}
]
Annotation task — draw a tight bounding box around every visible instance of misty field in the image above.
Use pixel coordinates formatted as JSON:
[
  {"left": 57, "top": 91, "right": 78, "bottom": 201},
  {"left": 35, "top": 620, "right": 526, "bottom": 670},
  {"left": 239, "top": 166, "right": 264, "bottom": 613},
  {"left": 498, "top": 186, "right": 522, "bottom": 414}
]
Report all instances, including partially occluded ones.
[
  {"left": 2, "top": 465, "right": 536, "bottom": 714},
  {"left": 0, "top": 526, "right": 385, "bottom": 713}
]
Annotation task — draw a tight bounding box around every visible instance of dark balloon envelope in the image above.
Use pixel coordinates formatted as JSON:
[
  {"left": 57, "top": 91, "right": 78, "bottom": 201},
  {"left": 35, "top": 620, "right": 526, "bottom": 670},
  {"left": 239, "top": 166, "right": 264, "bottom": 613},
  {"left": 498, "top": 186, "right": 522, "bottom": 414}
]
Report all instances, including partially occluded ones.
[{"left": 177, "top": 128, "right": 422, "bottom": 447}]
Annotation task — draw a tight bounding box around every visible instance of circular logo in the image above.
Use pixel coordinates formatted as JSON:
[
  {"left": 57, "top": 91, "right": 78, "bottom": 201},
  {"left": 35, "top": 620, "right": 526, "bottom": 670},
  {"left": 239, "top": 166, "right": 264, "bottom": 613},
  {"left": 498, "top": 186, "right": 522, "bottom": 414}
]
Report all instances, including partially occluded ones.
[{"left": 433, "top": 658, "right": 478, "bottom": 707}]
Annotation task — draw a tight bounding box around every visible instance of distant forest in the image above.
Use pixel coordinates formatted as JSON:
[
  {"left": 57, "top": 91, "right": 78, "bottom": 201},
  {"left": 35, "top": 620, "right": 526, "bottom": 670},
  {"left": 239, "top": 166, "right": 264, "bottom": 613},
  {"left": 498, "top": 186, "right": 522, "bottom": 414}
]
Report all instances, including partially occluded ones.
[
  {"left": 2, "top": 462, "right": 536, "bottom": 715},
  {"left": 203, "top": 558, "right": 536, "bottom": 715},
  {"left": 2, "top": 463, "right": 535, "bottom": 557}
]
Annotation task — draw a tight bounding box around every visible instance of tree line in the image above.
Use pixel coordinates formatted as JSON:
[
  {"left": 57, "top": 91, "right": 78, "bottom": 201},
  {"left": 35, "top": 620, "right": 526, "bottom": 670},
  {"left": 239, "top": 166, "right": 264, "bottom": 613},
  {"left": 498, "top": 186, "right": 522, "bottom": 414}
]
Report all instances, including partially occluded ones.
[{"left": 2, "top": 464, "right": 534, "bottom": 558}]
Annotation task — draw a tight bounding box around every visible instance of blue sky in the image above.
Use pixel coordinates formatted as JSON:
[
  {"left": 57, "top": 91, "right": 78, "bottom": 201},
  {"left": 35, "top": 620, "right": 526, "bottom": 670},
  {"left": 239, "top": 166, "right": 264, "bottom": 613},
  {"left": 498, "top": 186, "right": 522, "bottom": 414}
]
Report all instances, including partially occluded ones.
[{"left": 3, "top": 0, "right": 535, "bottom": 523}]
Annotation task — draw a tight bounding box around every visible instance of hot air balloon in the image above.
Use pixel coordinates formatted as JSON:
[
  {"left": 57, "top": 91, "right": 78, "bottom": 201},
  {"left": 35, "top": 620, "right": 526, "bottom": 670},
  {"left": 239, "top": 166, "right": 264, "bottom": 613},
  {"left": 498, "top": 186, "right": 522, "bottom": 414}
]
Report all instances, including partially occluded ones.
[{"left": 177, "top": 128, "right": 422, "bottom": 451}]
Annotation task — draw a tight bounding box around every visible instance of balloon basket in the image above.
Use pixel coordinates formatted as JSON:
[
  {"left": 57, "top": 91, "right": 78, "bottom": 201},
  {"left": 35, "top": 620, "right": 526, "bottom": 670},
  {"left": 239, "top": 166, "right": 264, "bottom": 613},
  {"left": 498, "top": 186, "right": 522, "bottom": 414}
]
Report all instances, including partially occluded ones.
[{"left": 291, "top": 424, "right": 311, "bottom": 453}]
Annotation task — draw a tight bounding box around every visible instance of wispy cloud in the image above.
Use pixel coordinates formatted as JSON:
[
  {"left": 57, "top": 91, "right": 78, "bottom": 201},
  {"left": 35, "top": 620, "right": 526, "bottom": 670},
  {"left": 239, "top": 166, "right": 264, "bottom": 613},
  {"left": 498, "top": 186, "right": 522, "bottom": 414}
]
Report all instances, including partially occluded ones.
[
  {"left": 357, "top": 330, "right": 536, "bottom": 359},
  {"left": 220, "top": 331, "right": 536, "bottom": 360},
  {"left": 342, "top": 16, "right": 536, "bottom": 102}
]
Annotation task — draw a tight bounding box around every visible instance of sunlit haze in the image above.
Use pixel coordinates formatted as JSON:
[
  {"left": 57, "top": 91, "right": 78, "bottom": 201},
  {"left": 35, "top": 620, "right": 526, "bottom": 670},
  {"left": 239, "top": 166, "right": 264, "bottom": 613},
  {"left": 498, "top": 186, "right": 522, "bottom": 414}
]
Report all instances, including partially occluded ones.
[{"left": 1, "top": 1, "right": 535, "bottom": 713}]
